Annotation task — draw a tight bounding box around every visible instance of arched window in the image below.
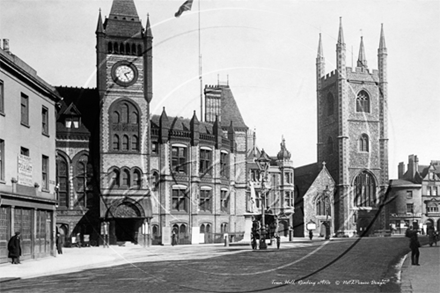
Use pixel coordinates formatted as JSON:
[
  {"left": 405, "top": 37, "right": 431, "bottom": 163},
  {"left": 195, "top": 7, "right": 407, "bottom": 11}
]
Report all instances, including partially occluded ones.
[
  {"left": 354, "top": 172, "right": 376, "bottom": 207},
  {"left": 131, "top": 112, "right": 139, "bottom": 124},
  {"left": 108, "top": 42, "right": 113, "bottom": 54},
  {"left": 327, "top": 93, "right": 334, "bottom": 116},
  {"left": 120, "top": 43, "right": 125, "bottom": 54},
  {"left": 137, "top": 44, "right": 142, "bottom": 56},
  {"left": 327, "top": 136, "right": 334, "bottom": 154},
  {"left": 113, "top": 135, "right": 120, "bottom": 150},
  {"left": 56, "top": 155, "right": 69, "bottom": 208},
  {"left": 121, "top": 104, "right": 129, "bottom": 123},
  {"left": 133, "top": 169, "right": 141, "bottom": 187},
  {"left": 131, "top": 135, "right": 138, "bottom": 150},
  {"left": 200, "top": 224, "right": 205, "bottom": 233},
  {"left": 112, "top": 111, "right": 120, "bottom": 123},
  {"left": 110, "top": 168, "right": 120, "bottom": 188},
  {"left": 109, "top": 100, "right": 140, "bottom": 153},
  {"left": 125, "top": 43, "right": 130, "bottom": 55},
  {"left": 122, "top": 169, "right": 130, "bottom": 186},
  {"left": 131, "top": 44, "right": 137, "bottom": 56},
  {"left": 123, "top": 135, "right": 129, "bottom": 150},
  {"left": 75, "top": 154, "right": 89, "bottom": 207},
  {"left": 356, "top": 90, "right": 370, "bottom": 113},
  {"left": 113, "top": 42, "right": 119, "bottom": 54},
  {"left": 359, "top": 134, "right": 369, "bottom": 152}
]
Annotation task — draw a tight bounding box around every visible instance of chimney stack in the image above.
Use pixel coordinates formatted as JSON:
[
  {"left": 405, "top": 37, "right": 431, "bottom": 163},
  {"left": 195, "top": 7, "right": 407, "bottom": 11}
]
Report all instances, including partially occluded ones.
[
  {"left": 408, "top": 155, "right": 416, "bottom": 180},
  {"left": 3, "top": 39, "right": 10, "bottom": 53},
  {"left": 398, "top": 162, "right": 405, "bottom": 179}
]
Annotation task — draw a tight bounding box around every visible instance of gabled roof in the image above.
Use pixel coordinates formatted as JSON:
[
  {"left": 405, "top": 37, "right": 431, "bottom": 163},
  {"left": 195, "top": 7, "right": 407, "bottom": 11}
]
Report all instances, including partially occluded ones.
[
  {"left": 61, "top": 102, "right": 81, "bottom": 117},
  {"left": 294, "top": 162, "right": 320, "bottom": 197},
  {"left": 150, "top": 114, "right": 217, "bottom": 135},
  {"left": 55, "top": 87, "right": 100, "bottom": 135}
]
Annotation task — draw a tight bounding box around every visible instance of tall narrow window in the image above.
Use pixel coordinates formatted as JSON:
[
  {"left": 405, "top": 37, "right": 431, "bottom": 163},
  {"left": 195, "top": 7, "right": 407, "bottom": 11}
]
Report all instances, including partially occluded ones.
[
  {"left": 56, "top": 156, "right": 69, "bottom": 207},
  {"left": 172, "top": 146, "right": 187, "bottom": 174},
  {"left": 285, "top": 191, "right": 294, "bottom": 207},
  {"left": 359, "top": 134, "right": 369, "bottom": 152},
  {"left": 406, "top": 203, "right": 414, "bottom": 214},
  {"left": 42, "top": 155, "right": 49, "bottom": 190},
  {"left": 199, "top": 149, "right": 212, "bottom": 175},
  {"left": 200, "top": 189, "right": 212, "bottom": 212},
  {"left": 75, "top": 155, "right": 88, "bottom": 207},
  {"left": 21, "top": 93, "right": 29, "bottom": 126},
  {"left": 133, "top": 169, "right": 141, "bottom": 187},
  {"left": 172, "top": 188, "right": 188, "bottom": 212},
  {"left": 42, "top": 107, "right": 49, "bottom": 135},
  {"left": 221, "top": 190, "right": 229, "bottom": 212},
  {"left": 123, "top": 135, "right": 129, "bottom": 150},
  {"left": 354, "top": 171, "right": 376, "bottom": 207},
  {"left": 220, "top": 152, "right": 229, "bottom": 178},
  {"left": 0, "top": 80, "right": 4, "bottom": 113},
  {"left": 122, "top": 169, "right": 130, "bottom": 186},
  {"left": 108, "top": 42, "right": 113, "bottom": 53},
  {"left": 131, "top": 135, "right": 138, "bottom": 151},
  {"left": 113, "top": 135, "right": 120, "bottom": 150},
  {"left": 356, "top": 90, "right": 370, "bottom": 113},
  {"left": 0, "top": 139, "right": 4, "bottom": 181}
]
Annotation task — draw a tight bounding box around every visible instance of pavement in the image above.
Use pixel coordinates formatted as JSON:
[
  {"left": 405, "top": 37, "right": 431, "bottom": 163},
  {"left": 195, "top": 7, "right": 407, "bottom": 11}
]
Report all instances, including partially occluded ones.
[
  {"left": 400, "top": 243, "right": 440, "bottom": 293},
  {"left": 1, "top": 238, "right": 438, "bottom": 293},
  {"left": 0, "top": 238, "right": 314, "bottom": 282}
]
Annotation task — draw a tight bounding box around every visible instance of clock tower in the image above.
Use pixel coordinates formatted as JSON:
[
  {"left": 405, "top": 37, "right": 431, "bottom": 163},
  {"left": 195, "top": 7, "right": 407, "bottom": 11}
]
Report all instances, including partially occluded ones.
[{"left": 96, "top": 0, "right": 153, "bottom": 245}]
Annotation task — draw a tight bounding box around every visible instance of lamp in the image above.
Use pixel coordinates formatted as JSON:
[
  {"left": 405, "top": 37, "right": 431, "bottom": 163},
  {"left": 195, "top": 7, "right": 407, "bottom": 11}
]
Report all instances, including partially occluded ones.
[{"left": 255, "top": 149, "right": 271, "bottom": 249}]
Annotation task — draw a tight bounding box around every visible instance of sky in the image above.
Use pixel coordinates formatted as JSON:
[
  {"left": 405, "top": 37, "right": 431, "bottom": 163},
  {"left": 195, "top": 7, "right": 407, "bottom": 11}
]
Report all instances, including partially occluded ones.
[{"left": 1, "top": 0, "right": 439, "bottom": 178}]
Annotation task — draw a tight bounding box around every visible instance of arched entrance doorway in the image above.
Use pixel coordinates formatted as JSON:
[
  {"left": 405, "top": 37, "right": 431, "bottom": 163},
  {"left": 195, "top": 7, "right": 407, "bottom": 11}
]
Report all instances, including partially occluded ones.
[
  {"left": 106, "top": 198, "right": 151, "bottom": 245},
  {"left": 357, "top": 218, "right": 370, "bottom": 236}
]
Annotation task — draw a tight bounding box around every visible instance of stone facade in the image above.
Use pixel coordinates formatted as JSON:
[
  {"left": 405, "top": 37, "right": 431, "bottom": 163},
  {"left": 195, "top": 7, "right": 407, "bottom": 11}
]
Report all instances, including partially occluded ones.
[{"left": 297, "top": 19, "right": 389, "bottom": 237}]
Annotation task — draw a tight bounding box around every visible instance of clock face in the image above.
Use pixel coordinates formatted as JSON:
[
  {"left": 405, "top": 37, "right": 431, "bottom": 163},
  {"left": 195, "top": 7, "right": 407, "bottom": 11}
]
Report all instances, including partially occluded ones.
[
  {"left": 115, "top": 65, "right": 134, "bottom": 83},
  {"left": 111, "top": 62, "right": 138, "bottom": 86}
]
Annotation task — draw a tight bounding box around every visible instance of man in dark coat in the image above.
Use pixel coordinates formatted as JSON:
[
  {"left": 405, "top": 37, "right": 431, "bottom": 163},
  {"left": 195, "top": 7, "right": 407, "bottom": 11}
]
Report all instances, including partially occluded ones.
[
  {"left": 8, "top": 232, "right": 22, "bottom": 264},
  {"left": 406, "top": 227, "right": 421, "bottom": 265}
]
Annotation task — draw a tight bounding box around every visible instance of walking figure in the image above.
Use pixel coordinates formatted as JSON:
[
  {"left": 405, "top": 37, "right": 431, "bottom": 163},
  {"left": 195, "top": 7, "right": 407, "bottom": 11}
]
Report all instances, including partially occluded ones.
[
  {"left": 56, "top": 232, "right": 63, "bottom": 254},
  {"left": 275, "top": 233, "right": 280, "bottom": 249},
  {"left": 171, "top": 231, "right": 178, "bottom": 246},
  {"left": 309, "top": 230, "right": 313, "bottom": 241},
  {"left": 8, "top": 232, "right": 22, "bottom": 264},
  {"left": 406, "top": 227, "right": 421, "bottom": 266}
]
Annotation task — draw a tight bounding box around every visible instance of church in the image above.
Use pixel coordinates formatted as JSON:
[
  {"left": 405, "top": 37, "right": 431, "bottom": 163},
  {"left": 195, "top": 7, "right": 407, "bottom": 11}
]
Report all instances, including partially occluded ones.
[{"left": 294, "top": 18, "right": 390, "bottom": 238}]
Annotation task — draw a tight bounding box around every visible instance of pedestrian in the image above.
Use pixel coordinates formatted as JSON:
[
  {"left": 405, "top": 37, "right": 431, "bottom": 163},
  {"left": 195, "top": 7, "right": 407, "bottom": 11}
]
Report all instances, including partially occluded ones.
[
  {"left": 251, "top": 235, "right": 257, "bottom": 250},
  {"left": 309, "top": 230, "right": 313, "bottom": 240},
  {"left": 171, "top": 231, "right": 177, "bottom": 246},
  {"left": 8, "top": 232, "right": 22, "bottom": 264},
  {"left": 275, "top": 233, "right": 280, "bottom": 249},
  {"left": 406, "top": 226, "right": 421, "bottom": 266},
  {"left": 76, "top": 232, "right": 81, "bottom": 248},
  {"left": 427, "top": 226, "right": 436, "bottom": 247},
  {"left": 56, "top": 232, "right": 63, "bottom": 254}
]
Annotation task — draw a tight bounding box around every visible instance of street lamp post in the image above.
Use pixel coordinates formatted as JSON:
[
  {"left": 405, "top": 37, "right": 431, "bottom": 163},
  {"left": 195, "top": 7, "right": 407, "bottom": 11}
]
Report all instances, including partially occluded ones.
[
  {"left": 256, "top": 149, "right": 271, "bottom": 250},
  {"left": 324, "top": 186, "right": 331, "bottom": 240}
]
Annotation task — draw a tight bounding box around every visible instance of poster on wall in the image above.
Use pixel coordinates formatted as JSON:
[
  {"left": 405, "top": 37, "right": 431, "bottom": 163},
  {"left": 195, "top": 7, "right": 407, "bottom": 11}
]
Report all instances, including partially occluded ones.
[{"left": 18, "top": 155, "right": 33, "bottom": 186}]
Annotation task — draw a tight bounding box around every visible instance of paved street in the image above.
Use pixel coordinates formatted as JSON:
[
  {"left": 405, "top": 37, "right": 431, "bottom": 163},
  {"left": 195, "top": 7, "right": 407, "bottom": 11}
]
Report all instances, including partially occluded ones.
[{"left": 0, "top": 236, "right": 423, "bottom": 293}]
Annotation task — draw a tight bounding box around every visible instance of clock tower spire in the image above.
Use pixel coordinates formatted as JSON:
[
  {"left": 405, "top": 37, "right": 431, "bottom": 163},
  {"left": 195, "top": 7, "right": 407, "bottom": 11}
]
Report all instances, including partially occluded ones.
[{"left": 96, "top": 0, "right": 154, "bottom": 246}]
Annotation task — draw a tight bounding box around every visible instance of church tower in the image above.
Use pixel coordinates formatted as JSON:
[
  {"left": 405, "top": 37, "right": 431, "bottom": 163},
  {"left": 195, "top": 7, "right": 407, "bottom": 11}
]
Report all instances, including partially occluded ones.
[
  {"left": 316, "top": 19, "right": 388, "bottom": 236},
  {"left": 96, "top": 0, "right": 153, "bottom": 244}
]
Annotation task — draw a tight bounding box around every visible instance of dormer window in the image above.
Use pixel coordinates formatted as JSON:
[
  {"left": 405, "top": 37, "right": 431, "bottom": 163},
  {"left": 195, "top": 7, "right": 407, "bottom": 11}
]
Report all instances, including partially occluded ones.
[{"left": 65, "top": 117, "right": 80, "bottom": 128}]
